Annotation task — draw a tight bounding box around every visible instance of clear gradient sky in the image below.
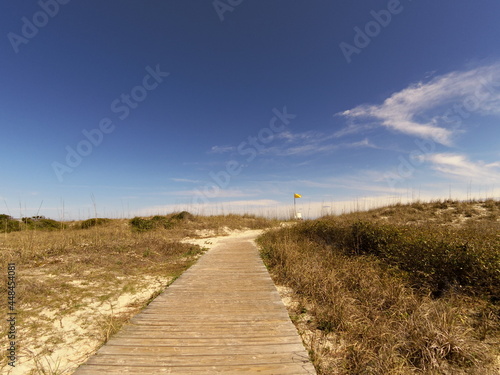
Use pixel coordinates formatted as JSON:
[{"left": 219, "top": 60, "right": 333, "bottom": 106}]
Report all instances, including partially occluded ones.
[{"left": 2, "top": 0, "right": 500, "bottom": 219}]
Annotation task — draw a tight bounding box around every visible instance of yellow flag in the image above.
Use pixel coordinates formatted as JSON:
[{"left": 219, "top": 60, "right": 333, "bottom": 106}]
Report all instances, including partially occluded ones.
[{"left": 294, "top": 194, "right": 302, "bottom": 198}]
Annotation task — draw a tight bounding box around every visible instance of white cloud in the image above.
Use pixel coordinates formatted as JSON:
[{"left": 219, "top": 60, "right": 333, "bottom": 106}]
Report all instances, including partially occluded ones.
[
  {"left": 266, "top": 130, "right": 377, "bottom": 156},
  {"left": 332, "top": 123, "right": 376, "bottom": 138},
  {"left": 338, "top": 62, "right": 500, "bottom": 145},
  {"left": 350, "top": 138, "right": 374, "bottom": 148},
  {"left": 209, "top": 129, "right": 377, "bottom": 159},
  {"left": 419, "top": 153, "right": 500, "bottom": 181},
  {"left": 276, "top": 131, "right": 318, "bottom": 142},
  {"left": 296, "top": 172, "right": 410, "bottom": 195},
  {"left": 217, "top": 199, "right": 279, "bottom": 207},
  {"left": 209, "top": 145, "right": 235, "bottom": 154}
]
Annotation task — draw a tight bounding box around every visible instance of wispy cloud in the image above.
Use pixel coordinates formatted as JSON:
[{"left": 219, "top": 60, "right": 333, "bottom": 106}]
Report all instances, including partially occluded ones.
[
  {"left": 337, "top": 62, "right": 500, "bottom": 146},
  {"left": 171, "top": 189, "right": 255, "bottom": 198},
  {"left": 419, "top": 153, "right": 500, "bottom": 181},
  {"left": 266, "top": 130, "right": 377, "bottom": 156},
  {"left": 276, "top": 131, "right": 319, "bottom": 142},
  {"left": 332, "top": 122, "right": 376, "bottom": 138},
  {"left": 171, "top": 178, "right": 200, "bottom": 183},
  {"left": 296, "top": 172, "right": 410, "bottom": 195},
  {"left": 209, "top": 145, "right": 236, "bottom": 154},
  {"left": 215, "top": 199, "right": 279, "bottom": 207},
  {"left": 209, "top": 130, "right": 377, "bottom": 158}
]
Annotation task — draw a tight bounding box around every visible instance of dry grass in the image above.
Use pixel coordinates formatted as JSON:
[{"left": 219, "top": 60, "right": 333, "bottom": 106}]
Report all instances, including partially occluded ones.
[
  {"left": 258, "top": 199, "right": 500, "bottom": 374},
  {"left": 0, "top": 212, "right": 279, "bottom": 374}
]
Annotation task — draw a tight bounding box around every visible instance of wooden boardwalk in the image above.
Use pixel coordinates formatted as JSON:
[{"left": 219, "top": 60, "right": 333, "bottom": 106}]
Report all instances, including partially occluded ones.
[{"left": 74, "top": 230, "right": 316, "bottom": 374}]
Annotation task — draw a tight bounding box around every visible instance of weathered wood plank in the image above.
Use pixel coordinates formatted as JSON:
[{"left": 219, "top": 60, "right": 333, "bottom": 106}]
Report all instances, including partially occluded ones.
[
  {"left": 96, "top": 343, "right": 311, "bottom": 356},
  {"left": 98, "top": 336, "right": 303, "bottom": 346},
  {"left": 75, "top": 363, "right": 314, "bottom": 375},
  {"left": 85, "top": 352, "right": 310, "bottom": 366},
  {"left": 112, "top": 328, "right": 300, "bottom": 339}
]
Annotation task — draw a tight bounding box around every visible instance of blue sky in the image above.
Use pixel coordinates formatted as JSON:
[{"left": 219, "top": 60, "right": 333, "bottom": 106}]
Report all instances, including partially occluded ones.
[{"left": 2, "top": 0, "right": 500, "bottom": 219}]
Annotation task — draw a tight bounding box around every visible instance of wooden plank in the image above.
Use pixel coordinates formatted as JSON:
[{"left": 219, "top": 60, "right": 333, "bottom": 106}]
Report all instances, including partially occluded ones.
[
  {"left": 118, "top": 322, "right": 295, "bottom": 331},
  {"left": 75, "top": 363, "right": 315, "bottom": 375},
  {"left": 126, "top": 319, "right": 295, "bottom": 326},
  {"left": 85, "top": 352, "right": 311, "bottom": 366},
  {"left": 115, "top": 329, "right": 296, "bottom": 340},
  {"left": 100, "top": 336, "right": 303, "bottom": 346},
  {"left": 96, "top": 343, "right": 311, "bottom": 356},
  {"left": 74, "top": 236, "right": 316, "bottom": 374}
]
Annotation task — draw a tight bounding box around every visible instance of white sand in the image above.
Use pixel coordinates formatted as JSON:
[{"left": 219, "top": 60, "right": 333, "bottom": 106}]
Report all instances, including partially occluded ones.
[{"left": 2, "top": 275, "right": 172, "bottom": 375}]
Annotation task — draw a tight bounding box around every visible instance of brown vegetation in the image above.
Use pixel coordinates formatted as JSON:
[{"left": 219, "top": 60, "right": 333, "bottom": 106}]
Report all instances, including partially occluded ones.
[
  {"left": 0, "top": 212, "right": 278, "bottom": 374},
  {"left": 258, "top": 199, "right": 500, "bottom": 374}
]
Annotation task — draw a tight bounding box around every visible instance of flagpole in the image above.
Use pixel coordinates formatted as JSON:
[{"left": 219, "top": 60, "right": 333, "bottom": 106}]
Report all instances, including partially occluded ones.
[{"left": 294, "top": 195, "right": 296, "bottom": 218}]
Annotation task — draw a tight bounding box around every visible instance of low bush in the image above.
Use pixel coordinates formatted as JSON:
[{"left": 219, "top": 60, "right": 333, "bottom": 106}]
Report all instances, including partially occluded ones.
[
  {"left": 21, "top": 216, "right": 65, "bottom": 230},
  {"left": 0, "top": 214, "right": 21, "bottom": 233},
  {"left": 170, "top": 211, "right": 195, "bottom": 221},
  {"left": 129, "top": 217, "right": 156, "bottom": 231},
  {"left": 80, "top": 218, "right": 111, "bottom": 229},
  {"left": 294, "top": 218, "right": 500, "bottom": 299},
  {"left": 129, "top": 213, "right": 185, "bottom": 231}
]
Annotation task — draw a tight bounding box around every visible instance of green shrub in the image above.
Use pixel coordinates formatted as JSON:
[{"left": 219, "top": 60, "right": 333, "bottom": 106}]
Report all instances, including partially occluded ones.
[
  {"left": 129, "top": 217, "right": 155, "bottom": 231},
  {"left": 170, "top": 211, "right": 194, "bottom": 221},
  {"left": 151, "top": 215, "right": 174, "bottom": 228},
  {"left": 20, "top": 216, "right": 64, "bottom": 230},
  {"left": 32, "top": 218, "right": 64, "bottom": 230},
  {"left": 129, "top": 214, "right": 181, "bottom": 231},
  {"left": 1, "top": 215, "right": 67, "bottom": 232},
  {"left": 80, "top": 218, "right": 111, "bottom": 229},
  {"left": 292, "top": 218, "right": 500, "bottom": 300},
  {"left": 0, "top": 214, "right": 21, "bottom": 233}
]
